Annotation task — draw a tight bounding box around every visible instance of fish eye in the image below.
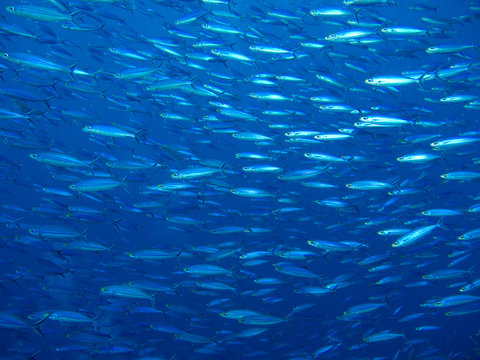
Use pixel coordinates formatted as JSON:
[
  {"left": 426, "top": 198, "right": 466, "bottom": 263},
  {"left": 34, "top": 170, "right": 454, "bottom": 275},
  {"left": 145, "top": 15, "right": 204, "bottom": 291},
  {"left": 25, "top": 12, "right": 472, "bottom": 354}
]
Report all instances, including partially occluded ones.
[
  {"left": 211, "top": 49, "right": 218, "bottom": 53},
  {"left": 172, "top": 172, "right": 178, "bottom": 177},
  {"left": 30, "top": 153, "right": 37, "bottom": 158},
  {"left": 7, "top": 6, "right": 14, "bottom": 11},
  {"left": 305, "top": 153, "right": 310, "bottom": 156},
  {"left": 231, "top": 189, "right": 236, "bottom": 192},
  {"left": 2, "top": 53, "right": 8, "bottom": 58}
]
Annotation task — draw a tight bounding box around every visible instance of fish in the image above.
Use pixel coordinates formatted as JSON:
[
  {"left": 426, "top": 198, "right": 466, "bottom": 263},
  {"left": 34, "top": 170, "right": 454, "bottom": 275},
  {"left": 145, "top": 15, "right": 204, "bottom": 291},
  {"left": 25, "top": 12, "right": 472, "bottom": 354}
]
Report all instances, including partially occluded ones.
[
  {"left": 1, "top": 52, "right": 75, "bottom": 73},
  {"left": 363, "top": 331, "right": 405, "bottom": 343},
  {"left": 100, "top": 285, "right": 154, "bottom": 301},
  {"left": 171, "top": 167, "right": 223, "bottom": 179},
  {"left": 0, "top": 0, "right": 479, "bottom": 359},
  {"left": 6, "top": 5, "right": 78, "bottom": 22},
  {"left": 432, "top": 295, "right": 480, "bottom": 308},
  {"left": 82, "top": 125, "right": 143, "bottom": 139},
  {"left": 69, "top": 177, "right": 127, "bottom": 192},
  {"left": 183, "top": 264, "right": 232, "bottom": 276},
  {"left": 346, "top": 180, "right": 393, "bottom": 191},
  {"left": 29, "top": 152, "right": 96, "bottom": 168},
  {"left": 344, "top": 303, "right": 386, "bottom": 316},
  {"left": 238, "top": 314, "right": 286, "bottom": 325},
  {"left": 230, "top": 187, "right": 274, "bottom": 198},
  {"left": 392, "top": 224, "right": 442, "bottom": 247},
  {"left": 365, "top": 75, "right": 422, "bottom": 86}
]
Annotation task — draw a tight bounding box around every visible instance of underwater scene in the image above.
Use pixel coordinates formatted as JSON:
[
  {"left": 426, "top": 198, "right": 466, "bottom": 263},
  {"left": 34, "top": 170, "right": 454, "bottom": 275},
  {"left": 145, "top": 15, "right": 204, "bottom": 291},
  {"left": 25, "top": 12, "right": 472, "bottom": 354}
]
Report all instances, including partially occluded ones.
[{"left": 1, "top": 0, "right": 480, "bottom": 359}]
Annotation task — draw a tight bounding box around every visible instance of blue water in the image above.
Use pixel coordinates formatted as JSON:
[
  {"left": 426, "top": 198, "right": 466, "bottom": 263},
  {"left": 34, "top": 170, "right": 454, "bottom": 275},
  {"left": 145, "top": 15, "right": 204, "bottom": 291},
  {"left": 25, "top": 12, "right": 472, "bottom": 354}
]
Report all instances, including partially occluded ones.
[{"left": 1, "top": 0, "right": 480, "bottom": 359}]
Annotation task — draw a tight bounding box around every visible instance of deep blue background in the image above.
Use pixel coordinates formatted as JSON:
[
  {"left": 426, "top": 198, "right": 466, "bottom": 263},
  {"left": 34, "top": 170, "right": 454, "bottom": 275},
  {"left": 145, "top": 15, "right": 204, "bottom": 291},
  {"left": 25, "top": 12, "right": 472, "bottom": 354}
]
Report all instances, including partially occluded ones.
[{"left": 0, "top": 0, "right": 479, "bottom": 359}]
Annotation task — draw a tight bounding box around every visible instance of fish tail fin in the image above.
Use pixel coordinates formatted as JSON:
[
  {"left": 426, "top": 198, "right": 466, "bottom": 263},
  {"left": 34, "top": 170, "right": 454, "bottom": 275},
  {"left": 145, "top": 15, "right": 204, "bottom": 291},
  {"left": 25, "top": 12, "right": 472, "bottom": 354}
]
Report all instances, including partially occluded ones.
[
  {"left": 108, "top": 243, "right": 117, "bottom": 257},
  {"left": 88, "top": 156, "right": 101, "bottom": 166},
  {"left": 68, "top": 63, "right": 78, "bottom": 80},
  {"left": 354, "top": 9, "right": 362, "bottom": 23},
  {"left": 112, "top": 218, "right": 122, "bottom": 233},
  {"left": 29, "top": 350, "right": 42, "bottom": 359},
  {"left": 436, "top": 217, "right": 448, "bottom": 231},
  {"left": 32, "top": 313, "right": 50, "bottom": 327},
  {"left": 150, "top": 294, "right": 158, "bottom": 309},
  {"left": 68, "top": 10, "right": 84, "bottom": 27},
  {"left": 322, "top": 251, "right": 331, "bottom": 263},
  {"left": 55, "top": 248, "right": 66, "bottom": 260},
  {"left": 121, "top": 176, "right": 129, "bottom": 193},
  {"left": 32, "top": 313, "right": 50, "bottom": 337},
  {"left": 134, "top": 129, "right": 146, "bottom": 143},
  {"left": 468, "top": 265, "right": 476, "bottom": 275},
  {"left": 417, "top": 72, "right": 427, "bottom": 89}
]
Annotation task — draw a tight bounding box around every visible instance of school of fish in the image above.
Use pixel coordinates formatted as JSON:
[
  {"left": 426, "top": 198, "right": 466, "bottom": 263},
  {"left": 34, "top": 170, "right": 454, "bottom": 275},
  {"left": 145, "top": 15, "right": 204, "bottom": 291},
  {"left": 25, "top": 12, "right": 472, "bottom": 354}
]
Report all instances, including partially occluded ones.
[{"left": 0, "top": 0, "right": 480, "bottom": 359}]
